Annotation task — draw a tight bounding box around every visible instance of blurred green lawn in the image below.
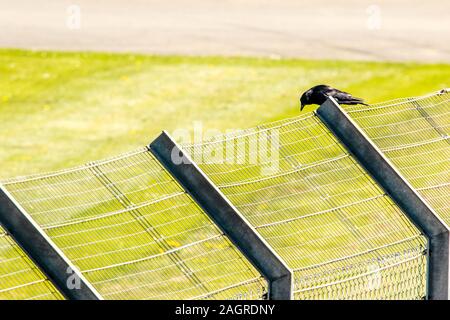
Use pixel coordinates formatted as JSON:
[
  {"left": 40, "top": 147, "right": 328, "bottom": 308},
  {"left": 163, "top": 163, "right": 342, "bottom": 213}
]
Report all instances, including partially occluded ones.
[{"left": 1, "top": 49, "right": 449, "bottom": 179}]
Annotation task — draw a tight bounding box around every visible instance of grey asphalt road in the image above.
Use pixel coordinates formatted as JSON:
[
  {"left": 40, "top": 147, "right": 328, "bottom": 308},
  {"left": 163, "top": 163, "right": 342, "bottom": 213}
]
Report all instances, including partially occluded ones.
[{"left": 0, "top": 0, "right": 449, "bottom": 62}]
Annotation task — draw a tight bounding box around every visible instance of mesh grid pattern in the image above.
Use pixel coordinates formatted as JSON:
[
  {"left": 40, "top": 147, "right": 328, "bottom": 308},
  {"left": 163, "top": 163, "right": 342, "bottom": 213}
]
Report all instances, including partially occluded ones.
[
  {"left": 2, "top": 149, "right": 267, "bottom": 300},
  {"left": 295, "top": 248, "right": 426, "bottom": 299},
  {"left": 183, "top": 114, "right": 427, "bottom": 300},
  {"left": 0, "top": 225, "right": 63, "bottom": 300},
  {"left": 2, "top": 91, "right": 445, "bottom": 300},
  {"left": 347, "top": 90, "right": 449, "bottom": 224}
]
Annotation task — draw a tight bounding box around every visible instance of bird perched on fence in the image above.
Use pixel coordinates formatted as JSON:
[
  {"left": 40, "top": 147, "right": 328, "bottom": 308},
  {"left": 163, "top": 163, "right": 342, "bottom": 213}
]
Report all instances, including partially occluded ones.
[{"left": 300, "top": 85, "right": 368, "bottom": 111}]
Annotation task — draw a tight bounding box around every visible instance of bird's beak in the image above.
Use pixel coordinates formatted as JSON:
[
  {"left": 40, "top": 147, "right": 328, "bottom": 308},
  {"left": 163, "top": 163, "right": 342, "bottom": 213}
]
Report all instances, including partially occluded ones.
[{"left": 300, "top": 103, "right": 305, "bottom": 111}]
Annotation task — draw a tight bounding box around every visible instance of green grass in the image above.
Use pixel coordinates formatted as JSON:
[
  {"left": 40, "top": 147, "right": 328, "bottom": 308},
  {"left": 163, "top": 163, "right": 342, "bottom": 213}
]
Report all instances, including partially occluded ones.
[{"left": 1, "top": 49, "right": 449, "bottom": 179}]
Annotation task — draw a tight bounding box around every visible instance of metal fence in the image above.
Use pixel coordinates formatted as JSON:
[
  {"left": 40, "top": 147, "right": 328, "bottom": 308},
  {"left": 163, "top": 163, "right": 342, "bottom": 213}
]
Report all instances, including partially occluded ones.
[
  {"left": 1, "top": 149, "right": 267, "bottom": 300},
  {"left": 0, "top": 224, "right": 63, "bottom": 300},
  {"left": 347, "top": 90, "right": 449, "bottom": 223},
  {"left": 0, "top": 90, "right": 448, "bottom": 300},
  {"left": 182, "top": 113, "right": 428, "bottom": 300}
]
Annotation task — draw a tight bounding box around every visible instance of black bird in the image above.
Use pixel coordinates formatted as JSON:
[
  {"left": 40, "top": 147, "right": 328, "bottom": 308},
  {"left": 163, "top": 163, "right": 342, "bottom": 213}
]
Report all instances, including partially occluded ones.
[{"left": 300, "top": 85, "right": 368, "bottom": 111}]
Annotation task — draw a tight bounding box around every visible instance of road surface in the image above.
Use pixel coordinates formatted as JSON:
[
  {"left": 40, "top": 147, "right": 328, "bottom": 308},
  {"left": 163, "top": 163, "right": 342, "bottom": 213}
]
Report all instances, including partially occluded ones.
[{"left": 0, "top": 0, "right": 449, "bottom": 62}]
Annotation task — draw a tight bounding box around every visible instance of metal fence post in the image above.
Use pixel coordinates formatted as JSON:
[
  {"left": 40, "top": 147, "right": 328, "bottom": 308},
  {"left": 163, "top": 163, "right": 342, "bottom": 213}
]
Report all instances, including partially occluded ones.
[
  {"left": 316, "top": 97, "right": 450, "bottom": 300},
  {"left": 149, "top": 131, "right": 293, "bottom": 300},
  {"left": 0, "top": 185, "right": 102, "bottom": 300}
]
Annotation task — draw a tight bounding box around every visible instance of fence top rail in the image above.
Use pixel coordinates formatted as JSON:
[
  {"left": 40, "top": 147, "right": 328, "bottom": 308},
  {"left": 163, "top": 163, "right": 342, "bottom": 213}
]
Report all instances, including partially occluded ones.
[
  {"left": 346, "top": 88, "right": 450, "bottom": 113},
  {"left": 1, "top": 148, "right": 149, "bottom": 185},
  {"left": 2, "top": 90, "right": 448, "bottom": 186}
]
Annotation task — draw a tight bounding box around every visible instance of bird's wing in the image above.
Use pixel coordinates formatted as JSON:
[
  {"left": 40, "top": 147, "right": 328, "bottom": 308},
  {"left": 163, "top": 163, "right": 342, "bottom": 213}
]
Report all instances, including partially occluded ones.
[
  {"left": 338, "top": 99, "right": 368, "bottom": 106},
  {"left": 331, "top": 89, "right": 354, "bottom": 101},
  {"left": 332, "top": 89, "right": 367, "bottom": 105}
]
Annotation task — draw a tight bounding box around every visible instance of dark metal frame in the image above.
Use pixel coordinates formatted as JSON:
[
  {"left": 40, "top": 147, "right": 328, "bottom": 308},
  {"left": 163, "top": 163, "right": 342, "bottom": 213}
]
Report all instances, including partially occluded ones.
[
  {"left": 316, "top": 97, "right": 449, "bottom": 300},
  {"left": 0, "top": 185, "right": 102, "bottom": 300},
  {"left": 149, "top": 131, "right": 293, "bottom": 300}
]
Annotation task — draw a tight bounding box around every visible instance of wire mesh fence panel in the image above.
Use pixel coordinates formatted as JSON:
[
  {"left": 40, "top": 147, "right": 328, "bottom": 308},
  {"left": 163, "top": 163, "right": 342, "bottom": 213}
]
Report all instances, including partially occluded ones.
[
  {"left": 347, "top": 91, "right": 450, "bottom": 224},
  {"left": 2, "top": 149, "right": 267, "bottom": 300},
  {"left": 182, "top": 114, "right": 428, "bottom": 300},
  {"left": 295, "top": 249, "right": 426, "bottom": 300},
  {"left": 2, "top": 91, "right": 444, "bottom": 300},
  {"left": 0, "top": 225, "right": 63, "bottom": 300}
]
